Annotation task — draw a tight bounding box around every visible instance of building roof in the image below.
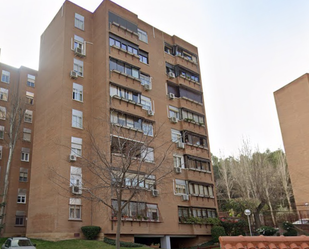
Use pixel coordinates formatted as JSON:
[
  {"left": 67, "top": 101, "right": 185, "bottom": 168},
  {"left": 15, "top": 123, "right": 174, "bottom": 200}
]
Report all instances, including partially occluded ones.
[{"left": 220, "top": 235, "right": 309, "bottom": 249}]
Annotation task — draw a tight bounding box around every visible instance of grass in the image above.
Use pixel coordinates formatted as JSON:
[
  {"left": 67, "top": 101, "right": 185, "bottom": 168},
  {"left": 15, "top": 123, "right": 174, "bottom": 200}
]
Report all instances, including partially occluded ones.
[{"left": 0, "top": 238, "right": 151, "bottom": 249}]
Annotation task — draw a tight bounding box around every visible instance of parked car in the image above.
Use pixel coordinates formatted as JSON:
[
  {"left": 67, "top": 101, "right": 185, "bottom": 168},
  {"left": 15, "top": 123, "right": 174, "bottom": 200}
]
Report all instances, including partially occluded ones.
[
  {"left": 292, "top": 218, "right": 309, "bottom": 224},
  {"left": 1, "top": 237, "right": 36, "bottom": 249}
]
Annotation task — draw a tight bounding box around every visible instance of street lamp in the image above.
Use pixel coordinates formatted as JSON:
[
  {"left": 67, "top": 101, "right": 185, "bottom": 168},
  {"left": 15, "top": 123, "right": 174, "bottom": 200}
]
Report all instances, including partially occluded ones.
[{"left": 244, "top": 209, "right": 252, "bottom": 236}]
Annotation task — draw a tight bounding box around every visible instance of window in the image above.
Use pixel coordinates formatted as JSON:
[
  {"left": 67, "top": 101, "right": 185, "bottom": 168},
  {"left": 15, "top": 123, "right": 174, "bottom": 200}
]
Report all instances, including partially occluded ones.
[
  {"left": 0, "top": 126, "right": 4, "bottom": 139},
  {"left": 141, "top": 96, "right": 152, "bottom": 110},
  {"left": 73, "top": 59, "right": 83, "bottom": 77},
  {"left": 109, "top": 58, "right": 140, "bottom": 78},
  {"left": 142, "top": 122, "right": 153, "bottom": 136},
  {"left": 141, "top": 146, "right": 154, "bottom": 162},
  {"left": 26, "top": 91, "right": 34, "bottom": 105},
  {"left": 72, "top": 109, "right": 83, "bottom": 129},
  {"left": 71, "top": 137, "right": 82, "bottom": 157},
  {"left": 75, "top": 13, "right": 84, "bottom": 30},
  {"left": 73, "top": 83, "right": 83, "bottom": 102},
  {"left": 181, "top": 109, "right": 204, "bottom": 124},
  {"left": 169, "top": 106, "right": 179, "bottom": 119},
  {"left": 0, "top": 88, "right": 8, "bottom": 101},
  {"left": 123, "top": 172, "right": 155, "bottom": 189},
  {"left": 171, "top": 129, "right": 182, "bottom": 142},
  {"left": 15, "top": 211, "right": 25, "bottom": 226},
  {"left": 23, "top": 128, "right": 31, "bottom": 142},
  {"left": 0, "top": 106, "right": 6, "bottom": 120},
  {"left": 184, "top": 132, "right": 208, "bottom": 147},
  {"left": 138, "top": 29, "right": 148, "bottom": 43},
  {"left": 17, "top": 189, "right": 27, "bottom": 203},
  {"left": 111, "top": 136, "right": 143, "bottom": 158},
  {"left": 140, "top": 73, "right": 151, "bottom": 86},
  {"left": 70, "top": 166, "right": 82, "bottom": 189},
  {"left": 0, "top": 145, "right": 2, "bottom": 159},
  {"left": 174, "top": 179, "right": 187, "bottom": 195},
  {"left": 164, "top": 43, "right": 173, "bottom": 54},
  {"left": 73, "top": 35, "right": 85, "bottom": 54},
  {"left": 110, "top": 84, "right": 141, "bottom": 104},
  {"left": 189, "top": 182, "right": 214, "bottom": 197},
  {"left": 69, "top": 198, "right": 81, "bottom": 220},
  {"left": 139, "top": 50, "right": 148, "bottom": 64},
  {"left": 27, "top": 74, "right": 35, "bottom": 87},
  {"left": 111, "top": 200, "right": 159, "bottom": 220},
  {"left": 178, "top": 207, "right": 216, "bottom": 221},
  {"left": 19, "top": 168, "right": 28, "bottom": 182},
  {"left": 175, "top": 46, "right": 198, "bottom": 63},
  {"left": 110, "top": 111, "right": 143, "bottom": 131},
  {"left": 184, "top": 155, "right": 211, "bottom": 171},
  {"left": 1, "top": 70, "right": 10, "bottom": 83},
  {"left": 21, "top": 148, "right": 30, "bottom": 162},
  {"left": 24, "top": 110, "right": 33, "bottom": 123},
  {"left": 109, "top": 34, "right": 138, "bottom": 55},
  {"left": 109, "top": 12, "right": 138, "bottom": 33},
  {"left": 173, "top": 154, "right": 184, "bottom": 168}
]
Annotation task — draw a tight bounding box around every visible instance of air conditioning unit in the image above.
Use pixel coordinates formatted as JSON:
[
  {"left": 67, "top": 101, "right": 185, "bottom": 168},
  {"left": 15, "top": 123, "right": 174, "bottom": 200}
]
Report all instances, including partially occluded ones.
[
  {"left": 144, "top": 84, "right": 152, "bottom": 91},
  {"left": 147, "top": 110, "right": 154, "bottom": 116},
  {"left": 169, "top": 93, "right": 175, "bottom": 99},
  {"left": 177, "top": 142, "right": 185, "bottom": 149},
  {"left": 69, "top": 154, "right": 77, "bottom": 162},
  {"left": 74, "top": 47, "right": 84, "bottom": 57},
  {"left": 70, "top": 70, "right": 78, "bottom": 79},
  {"left": 175, "top": 167, "right": 182, "bottom": 174},
  {"left": 72, "top": 185, "right": 81, "bottom": 195},
  {"left": 182, "top": 194, "right": 189, "bottom": 201},
  {"left": 170, "top": 117, "right": 178, "bottom": 123},
  {"left": 168, "top": 72, "right": 175, "bottom": 78},
  {"left": 152, "top": 189, "right": 159, "bottom": 197}
]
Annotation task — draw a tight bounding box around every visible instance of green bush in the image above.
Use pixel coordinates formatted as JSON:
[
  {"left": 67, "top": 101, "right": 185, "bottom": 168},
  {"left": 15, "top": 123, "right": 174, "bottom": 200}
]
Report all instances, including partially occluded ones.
[
  {"left": 81, "top": 226, "right": 101, "bottom": 240},
  {"left": 103, "top": 237, "right": 143, "bottom": 247},
  {"left": 221, "top": 219, "right": 246, "bottom": 236},
  {"left": 256, "top": 226, "right": 278, "bottom": 236},
  {"left": 211, "top": 226, "right": 226, "bottom": 243},
  {"left": 283, "top": 230, "right": 297, "bottom": 236},
  {"left": 281, "top": 221, "right": 297, "bottom": 236}
]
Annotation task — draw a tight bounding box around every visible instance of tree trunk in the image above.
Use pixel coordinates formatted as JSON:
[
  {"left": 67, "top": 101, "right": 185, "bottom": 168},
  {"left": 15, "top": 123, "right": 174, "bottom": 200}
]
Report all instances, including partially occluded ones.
[
  {"left": 116, "top": 210, "right": 122, "bottom": 249},
  {"left": 0, "top": 143, "right": 14, "bottom": 231},
  {"left": 254, "top": 202, "right": 265, "bottom": 229}
]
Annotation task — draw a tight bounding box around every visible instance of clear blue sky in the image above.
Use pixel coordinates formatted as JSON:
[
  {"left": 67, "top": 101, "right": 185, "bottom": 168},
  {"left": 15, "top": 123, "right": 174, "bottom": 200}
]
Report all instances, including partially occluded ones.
[{"left": 1, "top": 0, "right": 309, "bottom": 157}]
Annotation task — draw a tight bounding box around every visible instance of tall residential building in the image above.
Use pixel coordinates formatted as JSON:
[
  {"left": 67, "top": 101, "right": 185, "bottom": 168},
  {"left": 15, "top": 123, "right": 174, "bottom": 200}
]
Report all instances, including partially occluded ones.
[
  {"left": 275, "top": 74, "right": 309, "bottom": 217},
  {"left": 0, "top": 63, "right": 37, "bottom": 236},
  {"left": 0, "top": 0, "right": 217, "bottom": 247}
]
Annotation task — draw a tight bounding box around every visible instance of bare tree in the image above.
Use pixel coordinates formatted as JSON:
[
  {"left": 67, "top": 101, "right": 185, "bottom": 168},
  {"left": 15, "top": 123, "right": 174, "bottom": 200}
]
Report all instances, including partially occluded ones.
[
  {"left": 217, "top": 157, "right": 234, "bottom": 201},
  {"left": 274, "top": 150, "right": 293, "bottom": 211},
  {"left": 0, "top": 91, "right": 26, "bottom": 232},
  {"left": 50, "top": 119, "right": 174, "bottom": 249}
]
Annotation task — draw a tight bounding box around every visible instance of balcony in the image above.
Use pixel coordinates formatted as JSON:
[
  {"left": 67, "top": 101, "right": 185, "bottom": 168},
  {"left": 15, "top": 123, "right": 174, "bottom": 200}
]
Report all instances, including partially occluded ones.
[
  {"left": 175, "top": 54, "right": 199, "bottom": 73},
  {"left": 177, "top": 74, "right": 202, "bottom": 92},
  {"left": 110, "top": 70, "right": 142, "bottom": 90},
  {"left": 110, "top": 45, "right": 140, "bottom": 65},
  {"left": 179, "top": 97, "right": 204, "bottom": 113},
  {"left": 182, "top": 144, "right": 210, "bottom": 158},
  {"left": 181, "top": 119, "right": 206, "bottom": 134},
  {"left": 110, "top": 22, "right": 139, "bottom": 44}
]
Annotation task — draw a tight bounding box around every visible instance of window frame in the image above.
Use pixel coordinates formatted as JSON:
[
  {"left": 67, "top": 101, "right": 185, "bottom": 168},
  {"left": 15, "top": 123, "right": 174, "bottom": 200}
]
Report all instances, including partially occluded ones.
[
  {"left": 24, "top": 109, "right": 33, "bottom": 123},
  {"left": 138, "top": 29, "right": 148, "bottom": 43},
  {"left": 73, "top": 83, "right": 83, "bottom": 102},
  {"left": 72, "top": 109, "right": 83, "bottom": 129},
  {"left": 74, "top": 13, "right": 84, "bottom": 30},
  {"left": 1, "top": 70, "right": 10, "bottom": 84},
  {"left": 27, "top": 74, "right": 35, "bottom": 87}
]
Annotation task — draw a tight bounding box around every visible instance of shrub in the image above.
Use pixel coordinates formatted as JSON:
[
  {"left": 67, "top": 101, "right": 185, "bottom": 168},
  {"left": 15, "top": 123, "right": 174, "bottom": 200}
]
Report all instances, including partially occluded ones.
[
  {"left": 256, "top": 226, "right": 278, "bottom": 236},
  {"left": 81, "top": 226, "right": 101, "bottom": 240},
  {"left": 283, "top": 230, "right": 298, "bottom": 236},
  {"left": 281, "top": 221, "right": 297, "bottom": 236},
  {"left": 211, "top": 226, "right": 226, "bottom": 243},
  {"left": 205, "top": 217, "right": 221, "bottom": 226},
  {"left": 103, "top": 237, "right": 143, "bottom": 247},
  {"left": 221, "top": 219, "right": 246, "bottom": 236}
]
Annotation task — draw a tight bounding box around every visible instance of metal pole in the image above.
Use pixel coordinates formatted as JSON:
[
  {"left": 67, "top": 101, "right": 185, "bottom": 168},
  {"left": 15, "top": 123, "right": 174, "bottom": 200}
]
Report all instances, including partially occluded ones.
[{"left": 247, "top": 214, "right": 252, "bottom": 236}]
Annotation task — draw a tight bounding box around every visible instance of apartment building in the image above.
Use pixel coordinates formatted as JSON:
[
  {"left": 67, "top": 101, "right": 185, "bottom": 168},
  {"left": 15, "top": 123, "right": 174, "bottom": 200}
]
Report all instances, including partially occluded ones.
[
  {"left": 0, "top": 0, "right": 218, "bottom": 248},
  {"left": 0, "top": 63, "right": 37, "bottom": 236},
  {"left": 275, "top": 74, "right": 309, "bottom": 217}
]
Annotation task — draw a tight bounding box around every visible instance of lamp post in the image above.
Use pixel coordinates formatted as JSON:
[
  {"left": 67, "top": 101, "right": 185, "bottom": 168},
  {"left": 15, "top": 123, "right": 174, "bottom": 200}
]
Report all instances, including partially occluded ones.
[{"left": 244, "top": 209, "right": 252, "bottom": 236}]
